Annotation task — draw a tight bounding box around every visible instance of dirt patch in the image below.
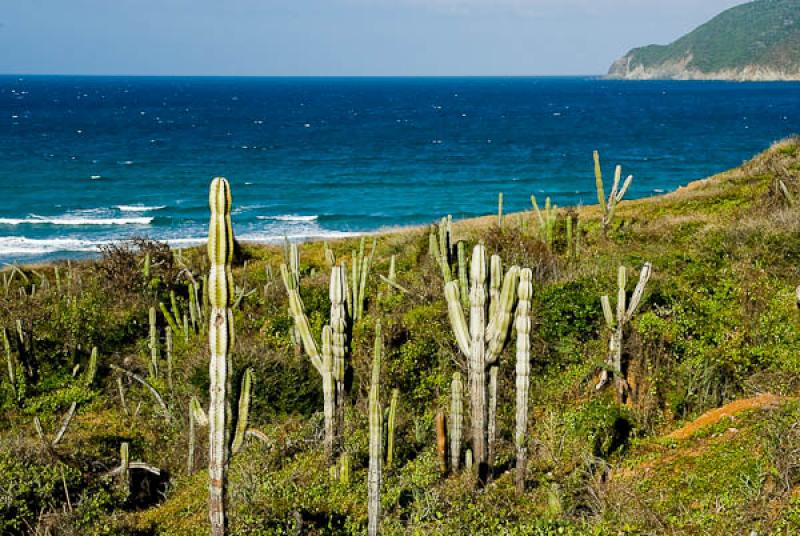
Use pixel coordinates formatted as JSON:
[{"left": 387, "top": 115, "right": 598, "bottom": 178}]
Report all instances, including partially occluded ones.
[{"left": 667, "top": 393, "right": 783, "bottom": 440}]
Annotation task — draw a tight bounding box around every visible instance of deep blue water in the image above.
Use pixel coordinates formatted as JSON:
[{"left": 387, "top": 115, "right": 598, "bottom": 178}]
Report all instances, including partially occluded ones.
[{"left": 1, "top": 76, "right": 799, "bottom": 263}]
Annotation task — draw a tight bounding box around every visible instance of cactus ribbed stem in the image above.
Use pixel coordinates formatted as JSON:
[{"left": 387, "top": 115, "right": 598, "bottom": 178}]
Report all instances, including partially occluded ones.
[
  {"left": 368, "top": 322, "right": 383, "bottom": 536},
  {"left": 514, "top": 268, "right": 532, "bottom": 493},
  {"left": 386, "top": 388, "right": 399, "bottom": 468},
  {"left": 207, "top": 177, "right": 234, "bottom": 536},
  {"left": 166, "top": 327, "right": 174, "bottom": 392},
  {"left": 149, "top": 306, "right": 159, "bottom": 378},
  {"left": 457, "top": 241, "right": 469, "bottom": 310},
  {"left": 487, "top": 366, "right": 498, "bottom": 470},
  {"left": 231, "top": 368, "right": 253, "bottom": 455},
  {"left": 450, "top": 372, "right": 463, "bottom": 472},
  {"left": 85, "top": 347, "right": 98, "bottom": 387},
  {"left": 497, "top": 192, "right": 504, "bottom": 228}
]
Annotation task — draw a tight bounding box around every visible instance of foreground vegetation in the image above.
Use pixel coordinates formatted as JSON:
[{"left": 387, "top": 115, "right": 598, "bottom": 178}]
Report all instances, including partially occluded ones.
[{"left": 2, "top": 138, "right": 800, "bottom": 535}]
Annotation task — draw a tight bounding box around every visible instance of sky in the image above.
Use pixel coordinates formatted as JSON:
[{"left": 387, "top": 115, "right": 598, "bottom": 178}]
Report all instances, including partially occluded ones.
[{"left": 0, "top": 0, "right": 747, "bottom": 76}]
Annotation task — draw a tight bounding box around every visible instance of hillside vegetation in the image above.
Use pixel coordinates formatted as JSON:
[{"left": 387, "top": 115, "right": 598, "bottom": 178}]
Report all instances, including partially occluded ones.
[
  {"left": 2, "top": 138, "right": 800, "bottom": 535},
  {"left": 608, "top": 0, "right": 800, "bottom": 80}
]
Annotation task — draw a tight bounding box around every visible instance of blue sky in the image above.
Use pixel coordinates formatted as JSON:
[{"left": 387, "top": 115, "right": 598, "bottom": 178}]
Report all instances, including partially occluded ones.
[{"left": 0, "top": 0, "right": 745, "bottom": 75}]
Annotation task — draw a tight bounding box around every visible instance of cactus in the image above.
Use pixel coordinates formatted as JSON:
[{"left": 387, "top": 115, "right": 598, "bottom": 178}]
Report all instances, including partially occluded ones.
[
  {"left": 531, "top": 194, "right": 557, "bottom": 247},
  {"left": 160, "top": 298, "right": 180, "bottom": 336},
  {"left": 207, "top": 176, "right": 235, "bottom": 536},
  {"left": 350, "top": 237, "right": 376, "bottom": 322},
  {"left": 189, "top": 396, "right": 209, "bottom": 474},
  {"left": 465, "top": 449, "right": 473, "bottom": 471},
  {"left": 339, "top": 452, "right": 350, "bottom": 485},
  {"left": 368, "top": 322, "right": 383, "bottom": 536},
  {"left": 443, "top": 244, "right": 519, "bottom": 479},
  {"left": 282, "top": 264, "right": 349, "bottom": 461},
  {"left": 231, "top": 368, "right": 253, "bottom": 456},
  {"left": 386, "top": 388, "right": 399, "bottom": 468},
  {"left": 120, "top": 442, "right": 130, "bottom": 496},
  {"left": 117, "top": 376, "right": 129, "bottom": 416},
  {"left": 497, "top": 192, "right": 504, "bottom": 228},
  {"left": 487, "top": 366, "right": 498, "bottom": 469},
  {"left": 450, "top": 372, "right": 463, "bottom": 472},
  {"left": 323, "top": 241, "right": 336, "bottom": 267},
  {"left": 435, "top": 410, "right": 447, "bottom": 473},
  {"left": 85, "top": 346, "right": 98, "bottom": 387},
  {"left": 514, "top": 268, "right": 533, "bottom": 493},
  {"left": 148, "top": 306, "right": 159, "bottom": 378},
  {"left": 594, "top": 150, "right": 633, "bottom": 236},
  {"left": 596, "top": 263, "right": 653, "bottom": 402},
  {"left": 166, "top": 326, "right": 174, "bottom": 392},
  {"left": 3, "top": 328, "right": 17, "bottom": 402},
  {"left": 429, "top": 217, "right": 456, "bottom": 283},
  {"left": 281, "top": 242, "right": 303, "bottom": 356},
  {"left": 456, "top": 241, "right": 469, "bottom": 309}
]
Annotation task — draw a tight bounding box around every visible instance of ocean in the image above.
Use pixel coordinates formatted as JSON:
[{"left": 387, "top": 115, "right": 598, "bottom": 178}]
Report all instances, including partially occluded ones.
[{"left": 1, "top": 76, "right": 799, "bottom": 264}]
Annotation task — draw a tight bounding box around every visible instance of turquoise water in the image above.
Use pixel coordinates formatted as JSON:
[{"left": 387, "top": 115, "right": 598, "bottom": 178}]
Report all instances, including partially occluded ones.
[{"left": 1, "top": 76, "right": 799, "bottom": 263}]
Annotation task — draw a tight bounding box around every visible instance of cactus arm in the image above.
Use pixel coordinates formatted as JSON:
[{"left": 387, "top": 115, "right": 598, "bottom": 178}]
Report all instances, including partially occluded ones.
[
  {"left": 386, "top": 388, "right": 399, "bottom": 468},
  {"left": 149, "top": 306, "right": 160, "bottom": 377},
  {"left": 617, "top": 174, "right": 634, "bottom": 202},
  {"left": 486, "top": 267, "right": 520, "bottom": 365},
  {"left": 616, "top": 266, "right": 627, "bottom": 324},
  {"left": 488, "top": 255, "right": 503, "bottom": 320},
  {"left": 625, "top": 262, "right": 652, "bottom": 321},
  {"left": 445, "top": 281, "right": 471, "bottom": 357},
  {"left": 608, "top": 165, "right": 622, "bottom": 209},
  {"left": 52, "top": 401, "right": 77, "bottom": 446},
  {"left": 231, "top": 368, "right": 253, "bottom": 455},
  {"left": 514, "top": 268, "right": 532, "bottom": 493},
  {"left": 457, "top": 241, "right": 469, "bottom": 310},
  {"left": 600, "top": 295, "right": 615, "bottom": 329},
  {"left": 531, "top": 195, "right": 545, "bottom": 228},
  {"left": 207, "top": 176, "right": 234, "bottom": 536},
  {"left": 593, "top": 150, "right": 606, "bottom": 211}
]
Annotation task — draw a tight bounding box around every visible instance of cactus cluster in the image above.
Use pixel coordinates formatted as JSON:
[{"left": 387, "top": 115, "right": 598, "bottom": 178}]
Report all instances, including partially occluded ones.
[
  {"left": 282, "top": 260, "right": 350, "bottom": 461},
  {"left": 443, "top": 243, "right": 519, "bottom": 479},
  {"left": 596, "top": 263, "right": 653, "bottom": 402}
]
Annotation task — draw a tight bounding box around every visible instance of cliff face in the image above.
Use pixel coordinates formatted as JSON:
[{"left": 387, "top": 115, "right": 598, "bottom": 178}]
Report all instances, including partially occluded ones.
[{"left": 607, "top": 0, "right": 800, "bottom": 81}]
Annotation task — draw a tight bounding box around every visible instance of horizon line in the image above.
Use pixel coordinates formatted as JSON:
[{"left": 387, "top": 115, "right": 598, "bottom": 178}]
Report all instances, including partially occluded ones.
[{"left": 0, "top": 73, "right": 605, "bottom": 79}]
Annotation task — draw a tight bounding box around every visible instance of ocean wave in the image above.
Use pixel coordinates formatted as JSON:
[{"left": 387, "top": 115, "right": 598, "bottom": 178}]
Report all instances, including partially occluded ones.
[
  {"left": 256, "top": 215, "right": 319, "bottom": 222},
  {"left": 0, "top": 237, "right": 98, "bottom": 255},
  {"left": 0, "top": 215, "right": 153, "bottom": 226},
  {"left": 115, "top": 204, "right": 167, "bottom": 212}
]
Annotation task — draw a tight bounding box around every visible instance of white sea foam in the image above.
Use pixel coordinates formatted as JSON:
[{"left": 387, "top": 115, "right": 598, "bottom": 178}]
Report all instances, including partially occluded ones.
[
  {"left": 0, "top": 215, "right": 153, "bottom": 226},
  {"left": 115, "top": 204, "right": 166, "bottom": 212},
  {"left": 256, "top": 215, "right": 319, "bottom": 222},
  {"left": 0, "top": 237, "right": 99, "bottom": 255}
]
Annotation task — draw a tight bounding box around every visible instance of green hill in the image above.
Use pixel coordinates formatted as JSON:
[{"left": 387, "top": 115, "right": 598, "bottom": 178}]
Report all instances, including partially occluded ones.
[{"left": 608, "top": 0, "right": 800, "bottom": 80}]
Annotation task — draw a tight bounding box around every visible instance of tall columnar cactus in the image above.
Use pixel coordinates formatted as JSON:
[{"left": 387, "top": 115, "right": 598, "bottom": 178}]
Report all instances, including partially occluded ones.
[
  {"left": 323, "top": 241, "right": 337, "bottom": 267},
  {"left": 531, "top": 194, "right": 557, "bottom": 247},
  {"left": 368, "top": 322, "right": 383, "bottom": 536},
  {"left": 282, "top": 264, "right": 349, "bottom": 461},
  {"left": 596, "top": 263, "right": 653, "bottom": 401},
  {"left": 429, "top": 216, "right": 457, "bottom": 283},
  {"left": 166, "top": 326, "right": 174, "bottom": 391},
  {"left": 450, "top": 372, "right": 463, "bottom": 472},
  {"left": 207, "top": 177, "right": 235, "bottom": 536},
  {"left": 386, "top": 388, "right": 399, "bottom": 468},
  {"left": 443, "top": 244, "right": 519, "bottom": 479},
  {"left": 497, "top": 192, "right": 504, "bottom": 228},
  {"left": 85, "top": 347, "right": 98, "bottom": 387},
  {"left": 148, "top": 306, "right": 159, "bottom": 378},
  {"left": 514, "top": 268, "right": 533, "bottom": 493},
  {"left": 594, "top": 151, "right": 633, "bottom": 236}
]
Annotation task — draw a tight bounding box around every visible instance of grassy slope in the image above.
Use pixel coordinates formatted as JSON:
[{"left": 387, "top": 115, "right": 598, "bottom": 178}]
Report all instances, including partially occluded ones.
[
  {"left": 2, "top": 138, "right": 800, "bottom": 535},
  {"left": 624, "top": 0, "right": 800, "bottom": 72}
]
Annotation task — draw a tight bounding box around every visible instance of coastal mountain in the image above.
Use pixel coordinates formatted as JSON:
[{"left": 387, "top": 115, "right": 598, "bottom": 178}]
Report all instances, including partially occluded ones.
[{"left": 607, "top": 0, "right": 800, "bottom": 81}]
